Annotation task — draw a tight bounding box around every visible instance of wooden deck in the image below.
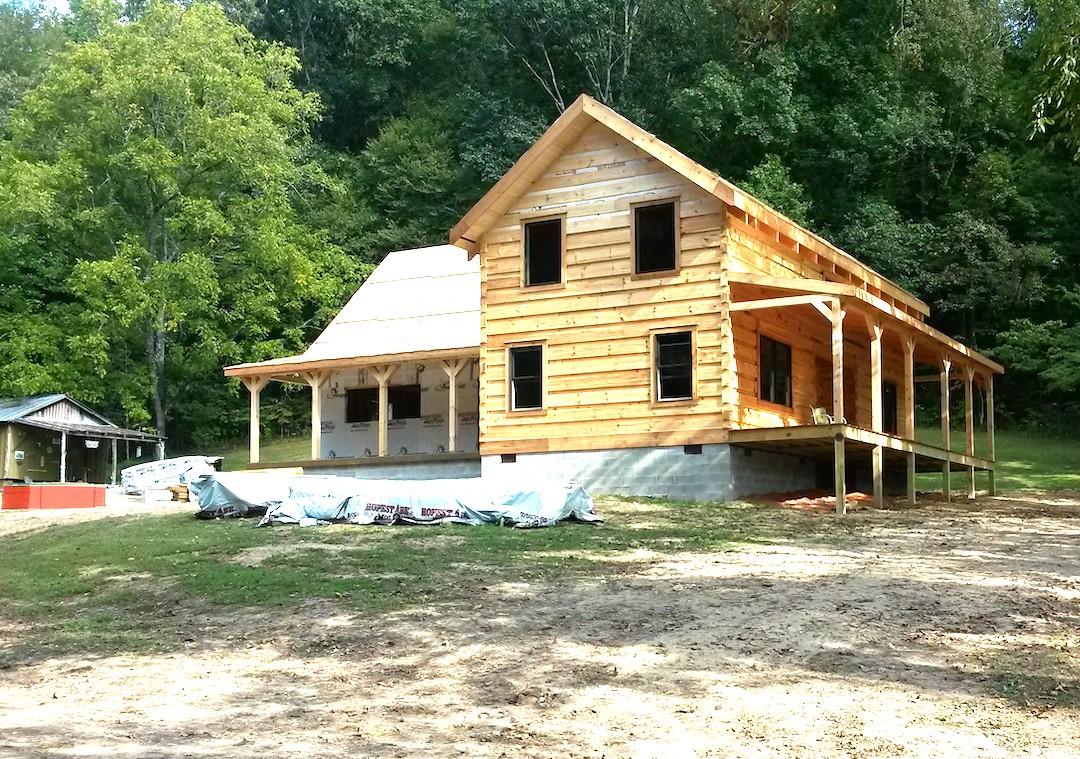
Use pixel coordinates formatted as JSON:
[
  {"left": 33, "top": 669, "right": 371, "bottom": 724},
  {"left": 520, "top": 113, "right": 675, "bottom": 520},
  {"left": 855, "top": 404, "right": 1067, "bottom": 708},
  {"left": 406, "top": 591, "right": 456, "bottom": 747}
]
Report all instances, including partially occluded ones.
[{"left": 729, "top": 424, "right": 994, "bottom": 473}]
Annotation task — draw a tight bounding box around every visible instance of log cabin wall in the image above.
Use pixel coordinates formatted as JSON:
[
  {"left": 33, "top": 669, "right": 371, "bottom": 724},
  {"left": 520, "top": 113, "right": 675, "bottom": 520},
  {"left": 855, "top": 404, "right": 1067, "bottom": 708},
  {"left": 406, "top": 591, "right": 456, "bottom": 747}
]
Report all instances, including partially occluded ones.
[{"left": 478, "top": 121, "right": 731, "bottom": 454}]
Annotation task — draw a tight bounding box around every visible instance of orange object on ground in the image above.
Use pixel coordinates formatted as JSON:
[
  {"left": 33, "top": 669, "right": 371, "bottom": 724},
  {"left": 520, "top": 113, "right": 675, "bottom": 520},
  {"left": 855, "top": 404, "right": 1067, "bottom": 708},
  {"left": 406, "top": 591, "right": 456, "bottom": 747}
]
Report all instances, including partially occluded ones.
[{"left": 2, "top": 483, "right": 107, "bottom": 510}]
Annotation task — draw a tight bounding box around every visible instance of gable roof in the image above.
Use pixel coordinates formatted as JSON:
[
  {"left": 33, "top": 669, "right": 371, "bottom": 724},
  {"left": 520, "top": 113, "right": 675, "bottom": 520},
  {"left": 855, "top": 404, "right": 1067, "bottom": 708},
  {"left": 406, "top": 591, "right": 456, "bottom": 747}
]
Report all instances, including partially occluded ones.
[
  {"left": 225, "top": 244, "right": 480, "bottom": 377},
  {"left": 0, "top": 394, "right": 110, "bottom": 425},
  {"left": 449, "top": 93, "right": 931, "bottom": 319}
]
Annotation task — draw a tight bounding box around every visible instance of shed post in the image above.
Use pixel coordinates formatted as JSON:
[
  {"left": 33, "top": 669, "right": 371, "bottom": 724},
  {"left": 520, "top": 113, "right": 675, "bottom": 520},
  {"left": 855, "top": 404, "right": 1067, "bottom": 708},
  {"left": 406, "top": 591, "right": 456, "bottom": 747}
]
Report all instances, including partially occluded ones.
[
  {"left": 985, "top": 373, "right": 996, "bottom": 496},
  {"left": 304, "top": 371, "right": 327, "bottom": 461},
  {"left": 371, "top": 365, "right": 398, "bottom": 457},
  {"left": 242, "top": 376, "right": 270, "bottom": 465},
  {"left": 3, "top": 424, "right": 11, "bottom": 480},
  {"left": 831, "top": 299, "right": 846, "bottom": 514},
  {"left": 111, "top": 438, "right": 118, "bottom": 485},
  {"left": 964, "top": 364, "right": 976, "bottom": 499},
  {"left": 940, "top": 357, "right": 952, "bottom": 503},
  {"left": 441, "top": 358, "right": 466, "bottom": 453},
  {"left": 59, "top": 430, "right": 67, "bottom": 484},
  {"left": 903, "top": 336, "right": 917, "bottom": 505},
  {"left": 866, "top": 315, "right": 884, "bottom": 509}
]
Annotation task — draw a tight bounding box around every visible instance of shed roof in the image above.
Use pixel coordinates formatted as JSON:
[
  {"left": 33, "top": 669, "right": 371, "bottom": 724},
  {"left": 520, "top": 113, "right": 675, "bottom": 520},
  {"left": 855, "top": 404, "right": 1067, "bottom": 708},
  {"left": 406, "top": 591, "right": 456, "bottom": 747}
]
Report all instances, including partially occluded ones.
[
  {"left": 0, "top": 394, "right": 74, "bottom": 423},
  {"left": 225, "top": 244, "right": 480, "bottom": 378},
  {"left": 0, "top": 394, "right": 163, "bottom": 440}
]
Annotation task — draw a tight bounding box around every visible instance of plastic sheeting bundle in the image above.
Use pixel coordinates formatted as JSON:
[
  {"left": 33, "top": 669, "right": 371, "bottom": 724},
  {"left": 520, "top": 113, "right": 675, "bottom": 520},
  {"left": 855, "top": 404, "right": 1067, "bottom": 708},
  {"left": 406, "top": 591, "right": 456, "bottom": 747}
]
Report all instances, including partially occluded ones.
[{"left": 189, "top": 473, "right": 600, "bottom": 529}]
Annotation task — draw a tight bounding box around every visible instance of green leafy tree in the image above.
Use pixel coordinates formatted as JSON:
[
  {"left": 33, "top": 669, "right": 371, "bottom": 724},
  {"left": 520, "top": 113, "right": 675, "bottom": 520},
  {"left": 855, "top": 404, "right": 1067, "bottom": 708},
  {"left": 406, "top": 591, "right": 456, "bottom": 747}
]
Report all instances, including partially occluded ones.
[{"left": 0, "top": 1, "right": 354, "bottom": 443}]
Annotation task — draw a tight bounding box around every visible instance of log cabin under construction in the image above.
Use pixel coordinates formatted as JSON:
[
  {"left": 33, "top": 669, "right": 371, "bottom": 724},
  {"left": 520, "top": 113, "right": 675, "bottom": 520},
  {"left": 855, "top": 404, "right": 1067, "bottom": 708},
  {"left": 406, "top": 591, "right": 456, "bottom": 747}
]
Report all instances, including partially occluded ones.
[{"left": 225, "top": 95, "right": 1002, "bottom": 511}]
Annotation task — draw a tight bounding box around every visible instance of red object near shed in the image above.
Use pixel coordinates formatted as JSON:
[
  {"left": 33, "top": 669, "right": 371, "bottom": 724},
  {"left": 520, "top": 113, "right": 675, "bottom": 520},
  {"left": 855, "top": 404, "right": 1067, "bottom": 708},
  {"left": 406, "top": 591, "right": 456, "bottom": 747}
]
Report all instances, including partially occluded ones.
[{"left": 1, "top": 483, "right": 107, "bottom": 510}]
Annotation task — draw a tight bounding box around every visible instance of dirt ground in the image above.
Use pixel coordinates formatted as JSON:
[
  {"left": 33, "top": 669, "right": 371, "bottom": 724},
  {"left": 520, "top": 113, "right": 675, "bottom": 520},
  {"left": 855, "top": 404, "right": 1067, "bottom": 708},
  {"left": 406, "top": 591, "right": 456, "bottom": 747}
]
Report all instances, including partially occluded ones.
[{"left": 1, "top": 492, "right": 1078, "bottom": 758}]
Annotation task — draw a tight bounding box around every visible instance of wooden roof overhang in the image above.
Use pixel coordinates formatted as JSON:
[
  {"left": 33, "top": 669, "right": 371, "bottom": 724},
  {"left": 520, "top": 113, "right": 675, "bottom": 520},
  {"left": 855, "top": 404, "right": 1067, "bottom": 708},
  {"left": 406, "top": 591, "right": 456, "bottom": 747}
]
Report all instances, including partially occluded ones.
[
  {"left": 728, "top": 273, "right": 1003, "bottom": 375},
  {"left": 449, "top": 93, "right": 931, "bottom": 320},
  {"left": 223, "top": 346, "right": 480, "bottom": 382}
]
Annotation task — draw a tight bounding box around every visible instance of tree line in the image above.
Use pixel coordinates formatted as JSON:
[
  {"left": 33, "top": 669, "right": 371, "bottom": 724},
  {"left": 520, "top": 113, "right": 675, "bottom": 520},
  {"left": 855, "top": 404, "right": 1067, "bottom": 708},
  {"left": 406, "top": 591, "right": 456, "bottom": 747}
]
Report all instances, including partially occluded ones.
[{"left": 0, "top": 0, "right": 1077, "bottom": 448}]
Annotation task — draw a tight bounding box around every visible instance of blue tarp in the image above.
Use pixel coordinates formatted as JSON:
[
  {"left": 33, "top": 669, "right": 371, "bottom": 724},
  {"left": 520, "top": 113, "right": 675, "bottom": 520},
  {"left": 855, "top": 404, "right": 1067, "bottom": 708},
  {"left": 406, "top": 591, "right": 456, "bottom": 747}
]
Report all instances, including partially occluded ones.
[{"left": 189, "top": 473, "right": 600, "bottom": 529}]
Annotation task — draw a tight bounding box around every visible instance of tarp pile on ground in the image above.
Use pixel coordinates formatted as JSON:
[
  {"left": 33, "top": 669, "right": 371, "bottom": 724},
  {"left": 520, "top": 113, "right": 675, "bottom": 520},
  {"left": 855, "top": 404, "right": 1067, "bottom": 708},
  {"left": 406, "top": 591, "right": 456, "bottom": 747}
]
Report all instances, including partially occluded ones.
[
  {"left": 121, "top": 456, "right": 223, "bottom": 495},
  {"left": 188, "top": 473, "right": 600, "bottom": 529}
]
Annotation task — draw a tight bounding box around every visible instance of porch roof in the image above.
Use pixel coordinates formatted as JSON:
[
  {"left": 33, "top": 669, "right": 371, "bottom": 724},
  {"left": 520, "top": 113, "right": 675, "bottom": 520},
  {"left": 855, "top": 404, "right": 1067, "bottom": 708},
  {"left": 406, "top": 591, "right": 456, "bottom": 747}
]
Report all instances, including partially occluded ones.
[{"left": 225, "top": 245, "right": 480, "bottom": 379}]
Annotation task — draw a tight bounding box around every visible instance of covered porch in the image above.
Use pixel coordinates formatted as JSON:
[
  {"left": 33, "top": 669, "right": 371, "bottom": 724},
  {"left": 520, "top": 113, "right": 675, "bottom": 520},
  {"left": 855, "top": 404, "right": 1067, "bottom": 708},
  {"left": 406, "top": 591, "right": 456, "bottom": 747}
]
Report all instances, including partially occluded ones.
[{"left": 727, "top": 272, "right": 1003, "bottom": 513}]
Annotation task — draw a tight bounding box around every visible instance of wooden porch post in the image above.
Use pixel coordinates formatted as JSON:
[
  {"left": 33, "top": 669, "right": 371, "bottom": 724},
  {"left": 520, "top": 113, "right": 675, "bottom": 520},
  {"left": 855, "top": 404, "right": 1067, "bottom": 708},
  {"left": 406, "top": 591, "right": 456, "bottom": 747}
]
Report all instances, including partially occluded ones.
[
  {"left": 866, "top": 316, "right": 884, "bottom": 509},
  {"left": 111, "top": 438, "right": 118, "bottom": 485},
  {"left": 3, "top": 424, "right": 12, "bottom": 480},
  {"left": 303, "top": 371, "right": 327, "bottom": 461},
  {"left": 940, "top": 357, "right": 952, "bottom": 503},
  {"left": 371, "top": 365, "right": 398, "bottom": 457},
  {"left": 831, "top": 299, "right": 846, "bottom": 514},
  {"left": 903, "top": 336, "right": 917, "bottom": 505},
  {"left": 59, "top": 430, "right": 67, "bottom": 483},
  {"left": 986, "top": 373, "right": 996, "bottom": 496},
  {"left": 241, "top": 376, "right": 270, "bottom": 465},
  {"left": 441, "top": 358, "right": 467, "bottom": 453},
  {"left": 964, "top": 364, "right": 976, "bottom": 499}
]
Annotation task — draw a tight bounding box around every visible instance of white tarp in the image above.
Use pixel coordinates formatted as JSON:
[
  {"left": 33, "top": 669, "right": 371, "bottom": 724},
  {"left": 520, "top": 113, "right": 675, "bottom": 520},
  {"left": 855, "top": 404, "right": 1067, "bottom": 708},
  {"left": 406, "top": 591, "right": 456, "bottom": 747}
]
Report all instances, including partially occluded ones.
[
  {"left": 121, "top": 456, "right": 222, "bottom": 495},
  {"left": 189, "top": 473, "right": 600, "bottom": 529}
]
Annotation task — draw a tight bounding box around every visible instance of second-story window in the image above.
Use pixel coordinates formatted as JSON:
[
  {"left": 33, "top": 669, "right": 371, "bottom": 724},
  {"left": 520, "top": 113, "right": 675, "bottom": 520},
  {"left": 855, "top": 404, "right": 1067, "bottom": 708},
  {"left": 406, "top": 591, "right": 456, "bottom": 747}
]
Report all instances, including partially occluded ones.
[
  {"left": 634, "top": 200, "right": 677, "bottom": 274},
  {"left": 509, "top": 345, "right": 543, "bottom": 410},
  {"left": 524, "top": 218, "right": 562, "bottom": 286}
]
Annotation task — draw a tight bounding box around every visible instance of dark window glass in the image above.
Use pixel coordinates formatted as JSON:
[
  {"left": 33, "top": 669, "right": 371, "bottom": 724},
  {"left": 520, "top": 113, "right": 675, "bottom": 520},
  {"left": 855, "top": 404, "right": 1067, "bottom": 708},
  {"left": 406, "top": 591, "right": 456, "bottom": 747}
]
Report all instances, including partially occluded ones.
[
  {"left": 346, "top": 388, "right": 378, "bottom": 423},
  {"left": 524, "top": 218, "right": 562, "bottom": 286},
  {"left": 389, "top": 384, "right": 421, "bottom": 420},
  {"left": 883, "top": 381, "right": 898, "bottom": 435},
  {"left": 510, "top": 345, "right": 543, "bottom": 410},
  {"left": 759, "top": 336, "right": 792, "bottom": 406},
  {"left": 655, "top": 331, "right": 693, "bottom": 400},
  {"left": 634, "top": 202, "right": 677, "bottom": 273}
]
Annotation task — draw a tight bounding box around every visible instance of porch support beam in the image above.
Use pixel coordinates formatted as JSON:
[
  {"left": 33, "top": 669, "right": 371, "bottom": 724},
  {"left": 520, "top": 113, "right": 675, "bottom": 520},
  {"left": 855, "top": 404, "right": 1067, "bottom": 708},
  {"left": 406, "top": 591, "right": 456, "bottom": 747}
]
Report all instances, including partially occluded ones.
[
  {"left": 241, "top": 376, "right": 270, "bottom": 465},
  {"left": 111, "top": 438, "right": 118, "bottom": 486},
  {"left": 940, "top": 357, "right": 952, "bottom": 503},
  {"left": 371, "top": 365, "right": 399, "bottom": 457},
  {"left": 903, "top": 336, "right": 917, "bottom": 506},
  {"left": 985, "top": 373, "right": 996, "bottom": 496},
  {"left": 303, "top": 371, "right": 328, "bottom": 461},
  {"left": 441, "top": 358, "right": 468, "bottom": 453},
  {"left": 730, "top": 294, "right": 834, "bottom": 312},
  {"left": 59, "top": 430, "right": 67, "bottom": 484},
  {"left": 866, "top": 315, "right": 884, "bottom": 509},
  {"left": 831, "top": 299, "right": 846, "bottom": 514},
  {"left": 964, "top": 364, "right": 976, "bottom": 499}
]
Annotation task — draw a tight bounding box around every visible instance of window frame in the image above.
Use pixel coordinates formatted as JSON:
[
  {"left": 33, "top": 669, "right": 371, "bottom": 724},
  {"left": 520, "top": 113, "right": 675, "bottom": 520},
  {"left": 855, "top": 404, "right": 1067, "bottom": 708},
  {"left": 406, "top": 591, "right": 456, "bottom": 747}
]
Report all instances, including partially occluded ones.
[
  {"left": 345, "top": 387, "right": 379, "bottom": 423},
  {"left": 631, "top": 197, "right": 681, "bottom": 278},
  {"left": 388, "top": 384, "right": 422, "bottom": 421},
  {"left": 649, "top": 325, "right": 698, "bottom": 406},
  {"left": 757, "top": 332, "right": 794, "bottom": 409},
  {"left": 506, "top": 341, "right": 547, "bottom": 414},
  {"left": 345, "top": 384, "right": 423, "bottom": 422},
  {"left": 520, "top": 214, "right": 566, "bottom": 290}
]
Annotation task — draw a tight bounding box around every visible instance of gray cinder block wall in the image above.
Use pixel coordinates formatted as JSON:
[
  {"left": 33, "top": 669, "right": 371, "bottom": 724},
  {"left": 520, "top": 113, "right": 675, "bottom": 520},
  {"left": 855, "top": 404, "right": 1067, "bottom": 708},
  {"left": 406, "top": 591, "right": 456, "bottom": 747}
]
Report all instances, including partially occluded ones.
[{"left": 481, "top": 444, "right": 816, "bottom": 502}]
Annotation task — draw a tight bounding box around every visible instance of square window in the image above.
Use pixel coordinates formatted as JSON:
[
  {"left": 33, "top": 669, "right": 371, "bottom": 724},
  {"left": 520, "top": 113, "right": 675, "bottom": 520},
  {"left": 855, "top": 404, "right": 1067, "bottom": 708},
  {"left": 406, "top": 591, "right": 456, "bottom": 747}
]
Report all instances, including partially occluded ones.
[
  {"left": 509, "top": 345, "right": 543, "bottom": 410},
  {"left": 634, "top": 201, "right": 677, "bottom": 273},
  {"left": 524, "top": 218, "right": 562, "bottom": 286},
  {"left": 759, "top": 335, "right": 792, "bottom": 407},
  {"left": 388, "top": 384, "right": 421, "bottom": 420},
  {"left": 655, "top": 331, "right": 693, "bottom": 401},
  {"left": 346, "top": 388, "right": 378, "bottom": 423}
]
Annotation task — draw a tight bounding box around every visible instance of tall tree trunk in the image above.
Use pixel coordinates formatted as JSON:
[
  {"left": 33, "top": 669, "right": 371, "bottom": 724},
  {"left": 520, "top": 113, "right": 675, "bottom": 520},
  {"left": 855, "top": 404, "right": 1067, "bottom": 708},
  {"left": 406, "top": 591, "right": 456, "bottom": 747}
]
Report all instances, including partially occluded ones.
[{"left": 147, "top": 303, "right": 167, "bottom": 440}]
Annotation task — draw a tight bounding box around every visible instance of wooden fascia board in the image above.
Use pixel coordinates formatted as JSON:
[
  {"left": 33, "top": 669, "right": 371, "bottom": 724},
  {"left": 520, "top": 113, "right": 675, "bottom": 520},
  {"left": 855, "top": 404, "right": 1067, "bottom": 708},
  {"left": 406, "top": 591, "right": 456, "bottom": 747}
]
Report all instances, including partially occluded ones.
[
  {"left": 729, "top": 294, "right": 834, "bottom": 312},
  {"left": 449, "top": 96, "right": 589, "bottom": 251},
  {"left": 224, "top": 347, "right": 479, "bottom": 379},
  {"left": 728, "top": 273, "right": 1003, "bottom": 374}
]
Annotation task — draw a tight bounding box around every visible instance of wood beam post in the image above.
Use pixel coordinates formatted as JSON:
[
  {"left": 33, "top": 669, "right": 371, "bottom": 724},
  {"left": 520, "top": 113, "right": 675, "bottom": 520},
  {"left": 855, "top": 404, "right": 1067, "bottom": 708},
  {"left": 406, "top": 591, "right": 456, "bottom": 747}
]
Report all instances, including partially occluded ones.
[
  {"left": 866, "top": 316, "right": 884, "bottom": 509},
  {"left": 59, "top": 430, "right": 67, "bottom": 484},
  {"left": 441, "top": 359, "right": 467, "bottom": 453},
  {"left": 940, "top": 357, "right": 952, "bottom": 503},
  {"left": 371, "top": 365, "right": 398, "bottom": 457},
  {"left": 111, "top": 438, "right": 118, "bottom": 486},
  {"left": 241, "top": 376, "right": 270, "bottom": 465},
  {"left": 964, "top": 364, "right": 976, "bottom": 499},
  {"left": 831, "top": 299, "right": 846, "bottom": 515},
  {"left": 303, "top": 371, "right": 328, "bottom": 461},
  {"left": 3, "top": 424, "right": 11, "bottom": 480},
  {"left": 903, "top": 336, "right": 917, "bottom": 506},
  {"left": 986, "top": 373, "right": 996, "bottom": 496}
]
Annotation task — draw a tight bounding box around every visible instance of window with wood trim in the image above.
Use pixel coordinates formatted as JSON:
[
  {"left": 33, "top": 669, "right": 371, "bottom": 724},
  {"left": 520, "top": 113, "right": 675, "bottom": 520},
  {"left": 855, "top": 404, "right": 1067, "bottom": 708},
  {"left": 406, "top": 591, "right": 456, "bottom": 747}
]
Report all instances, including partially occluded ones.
[
  {"left": 759, "top": 335, "right": 792, "bottom": 407},
  {"left": 346, "top": 388, "right": 377, "bottom": 423},
  {"left": 524, "top": 218, "right": 562, "bottom": 286},
  {"left": 509, "top": 345, "right": 543, "bottom": 410},
  {"left": 654, "top": 331, "right": 693, "bottom": 401},
  {"left": 634, "top": 201, "right": 677, "bottom": 273}
]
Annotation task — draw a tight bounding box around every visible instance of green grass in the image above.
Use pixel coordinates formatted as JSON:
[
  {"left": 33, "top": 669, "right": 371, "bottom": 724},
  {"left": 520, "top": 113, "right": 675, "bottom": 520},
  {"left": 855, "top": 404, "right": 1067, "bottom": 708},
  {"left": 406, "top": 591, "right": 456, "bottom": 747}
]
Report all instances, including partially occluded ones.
[
  {"left": 0, "top": 497, "right": 839, "bottom": 663},
  {"left": 217, "top": 435, "right": 309, "bottom": 471},
  {"left": 913, "top": 428, "right": 1080, "bottom": 492}
]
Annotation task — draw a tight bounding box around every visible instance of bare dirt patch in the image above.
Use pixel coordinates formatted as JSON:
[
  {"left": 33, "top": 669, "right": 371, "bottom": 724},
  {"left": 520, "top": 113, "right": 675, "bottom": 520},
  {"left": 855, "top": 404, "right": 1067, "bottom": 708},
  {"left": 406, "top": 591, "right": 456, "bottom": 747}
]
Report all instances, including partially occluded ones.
[{"left": 1, "top": 493, "right": 1078, "bottom": 758}]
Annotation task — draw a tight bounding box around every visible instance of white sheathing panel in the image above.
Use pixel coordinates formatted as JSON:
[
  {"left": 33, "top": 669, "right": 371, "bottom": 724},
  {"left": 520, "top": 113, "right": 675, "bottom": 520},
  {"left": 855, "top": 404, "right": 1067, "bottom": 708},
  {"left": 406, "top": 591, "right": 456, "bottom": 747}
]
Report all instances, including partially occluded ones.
[{"left": 318, "top": 360, "right": 481, "bottom": 458}]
